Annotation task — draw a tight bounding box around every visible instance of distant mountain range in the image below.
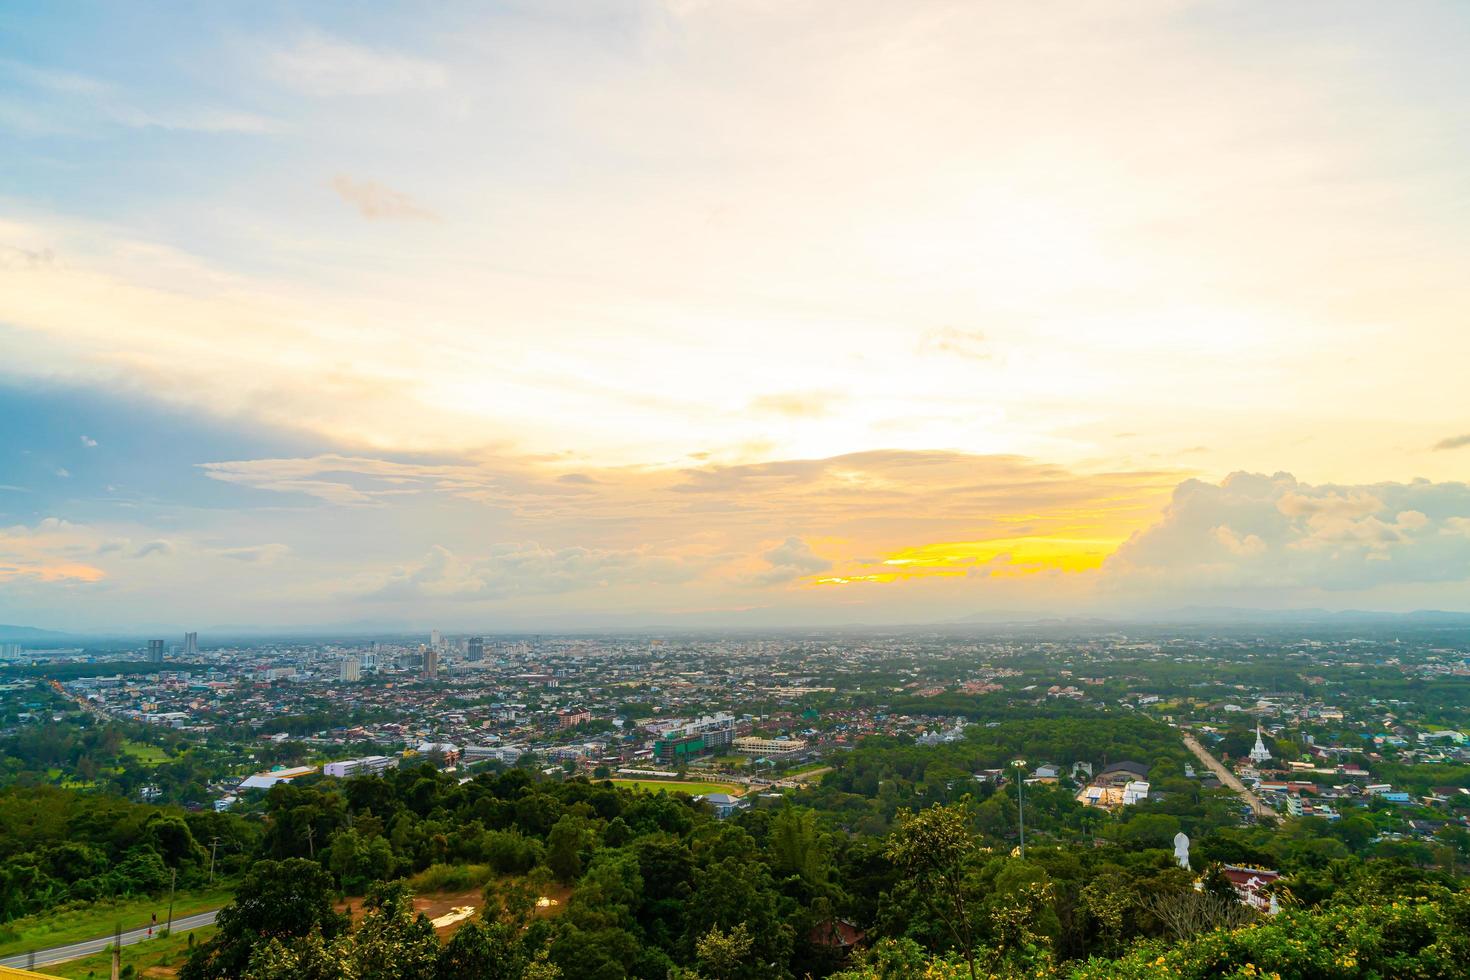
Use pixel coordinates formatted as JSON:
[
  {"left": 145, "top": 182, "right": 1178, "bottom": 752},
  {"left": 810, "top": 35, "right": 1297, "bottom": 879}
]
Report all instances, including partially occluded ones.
[
  {"left": 957, "top": 607, "right": 1470, "bottom": 626},
  {"left": 1150, "top": 607, "right": 1470, "bottom": 625},
  {"left": 0, "top": 624, "right": 70, "bottom": 641},
  {"left": 3, "top": 607, "right": 1470, "bottom": 641}
]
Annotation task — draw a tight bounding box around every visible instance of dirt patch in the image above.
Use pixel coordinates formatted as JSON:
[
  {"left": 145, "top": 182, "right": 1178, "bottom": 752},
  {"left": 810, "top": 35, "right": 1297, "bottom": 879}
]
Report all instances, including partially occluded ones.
[{"left": 337, "top": 882, "right": 571, "bottom": 942}]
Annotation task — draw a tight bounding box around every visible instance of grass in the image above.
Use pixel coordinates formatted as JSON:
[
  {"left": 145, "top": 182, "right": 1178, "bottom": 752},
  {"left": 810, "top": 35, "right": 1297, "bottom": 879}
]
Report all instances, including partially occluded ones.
[
  {"left": 44, "top": 924, "right": 216, "bottom": 979},
  {"left": 119, "top": 740, "right": 171, "bottom": 764},
  {"left": 0, "top": 886, "right": 234, "bottom": 960},
  {"left": 781, "top": 761, "right": 829, "bottom": 776},
  {"left": 608, "top": 778, "right": 744, "bottom": 797},
  {"left": 406, "top": 863, "right": 495, "bottom": 894}
]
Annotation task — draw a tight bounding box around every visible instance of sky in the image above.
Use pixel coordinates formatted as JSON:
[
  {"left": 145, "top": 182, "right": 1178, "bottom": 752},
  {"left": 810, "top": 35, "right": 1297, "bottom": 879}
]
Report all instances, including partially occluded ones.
[{"left": 3, "top": 1, "right": 1470, "bottom": 632}]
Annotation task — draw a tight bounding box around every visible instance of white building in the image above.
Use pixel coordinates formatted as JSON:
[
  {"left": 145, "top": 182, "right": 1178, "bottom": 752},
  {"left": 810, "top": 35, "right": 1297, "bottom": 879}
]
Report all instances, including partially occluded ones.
[
  {"left": 733, "top": 736, "right": 808, "bottom": 759},
  {"left": 1249, "top": 723, "right": 1273, "bottom": 765},
  {"left": 697, "top": 792, "right": 750, "bottom": 819},
  {"left": 339, "top": 657, "right": 361, "bottom": 682},
  {"left": 239, "top": 765, "right": 318, "bottom": 790},
  {"left": 1123, "top": 780, "right": 1150, "bottom": 805},
  {"left": 323, "top": 755, "right": 397, "bottom": 778}
]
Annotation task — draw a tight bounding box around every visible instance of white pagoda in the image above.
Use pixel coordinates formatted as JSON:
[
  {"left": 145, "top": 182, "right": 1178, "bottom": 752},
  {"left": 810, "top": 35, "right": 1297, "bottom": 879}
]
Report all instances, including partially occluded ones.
[{"left": 1249, "top": 722, "right": 1272, "bottom": 765}]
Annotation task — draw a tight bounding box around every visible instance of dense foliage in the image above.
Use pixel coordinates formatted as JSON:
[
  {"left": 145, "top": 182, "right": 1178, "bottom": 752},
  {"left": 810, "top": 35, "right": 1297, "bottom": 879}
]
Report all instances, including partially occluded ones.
[
  {"left": 0, "top": 785, "right": 258, "bottom": 921},
  {"left": 5, "top": 706, "right": 1467, "bottom": 977}
]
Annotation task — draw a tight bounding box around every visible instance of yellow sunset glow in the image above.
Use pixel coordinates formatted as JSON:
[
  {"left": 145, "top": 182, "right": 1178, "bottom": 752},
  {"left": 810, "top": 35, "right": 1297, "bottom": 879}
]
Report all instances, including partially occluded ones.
[{"left": 5, "top": 4, "right": 1470, "bottom": 627}]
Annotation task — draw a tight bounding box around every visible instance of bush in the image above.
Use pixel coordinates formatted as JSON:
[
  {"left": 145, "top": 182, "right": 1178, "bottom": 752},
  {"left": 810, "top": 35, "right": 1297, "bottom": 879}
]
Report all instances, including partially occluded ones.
[{"left": 407, "top": 863, "right": 493, "bottom": 893}]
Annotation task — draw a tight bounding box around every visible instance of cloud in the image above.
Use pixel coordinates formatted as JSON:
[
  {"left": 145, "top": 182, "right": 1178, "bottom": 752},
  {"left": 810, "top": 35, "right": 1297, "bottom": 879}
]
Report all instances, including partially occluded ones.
[
  {"left": 750, "top": 536, "right": 831, "bottom": 585},
  {"left": 1434, "top": 434, "right": 1470, "bottom": 451},
  {"left": 216, "top": 543, "right": 291, "bottom": 564},
  {"left": 556, "top": 472, "right": 599, "bottom": 486},
  {"left": 1106, "top": 472, "right": 1470, "bottom": 592},
  {"left": 331, "top": 175, "right": 437, "bottom": 221},
  {"left": 130, "top": 540, "right": 173, "bottom": 559},
  {"left": 54, "top": 468, "right": 70, "bottom": 478},
  {"left": 0, "top": 518, "right": 107, "bottom": 584},
  {"left": 269, "top": 35, "right": 447, "bottom": 96},
  {"left": 80, "top": 434, "right": 98, "bottom": 448},
  {"left": 918, "top": 327, "right": 990, "bottom": 360},
  {"left": 106, "top": 107, "right": 279, "bottom": 134},
  {"left": 363, "top": 542, "right": 703, "bottom": 602},
  {"left": 0, "top": 59, "right": 110, "bottom": 96},
  {"left": 0, "top": 246, "right": 56, "bottom": 270},
  {"left": 749, "top": 392, "right": 841, "bottom": 418},
  {"left": 1, "top": 59, "right": 277, "bottom": 135}
]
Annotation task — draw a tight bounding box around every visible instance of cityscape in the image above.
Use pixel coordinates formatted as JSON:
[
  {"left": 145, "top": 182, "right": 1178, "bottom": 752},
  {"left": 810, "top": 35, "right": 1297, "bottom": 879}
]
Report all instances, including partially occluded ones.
[{"left": 5, "top": 2, "right": 1470, "bottom": 978}]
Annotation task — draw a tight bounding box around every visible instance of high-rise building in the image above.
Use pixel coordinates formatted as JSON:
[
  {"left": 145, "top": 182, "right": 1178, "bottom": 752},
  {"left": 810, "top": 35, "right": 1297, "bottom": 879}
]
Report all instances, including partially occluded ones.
[
  {"left": 183, "top": 632, "right": 198, "bottom": 658},
  {"left": 422, "top": 647, "right": 439, "bottom": 681},
  {"left": 148, "top": 639, "right": 165, "bottom": 663},
  {"left": 467, "top": 636, "right": 484, "bottom": 662},
  {"left": 430, "top": 629, "right": 442, "bottom": 650},
  {"left": 339, "top": 657, "right": 361, "bottom": 682}
]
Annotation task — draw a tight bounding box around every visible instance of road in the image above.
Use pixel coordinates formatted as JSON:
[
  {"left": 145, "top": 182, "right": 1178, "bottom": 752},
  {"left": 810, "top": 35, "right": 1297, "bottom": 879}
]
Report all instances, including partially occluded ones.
[
  {"left": 772, "top": 767, "right": 831, "bottom": 789},
  {"left": 1182, "top": 734, "right": 1278, "bottom": 823},
  {"left": 0, "top": 909, "right": 220, "bottom": 970}
]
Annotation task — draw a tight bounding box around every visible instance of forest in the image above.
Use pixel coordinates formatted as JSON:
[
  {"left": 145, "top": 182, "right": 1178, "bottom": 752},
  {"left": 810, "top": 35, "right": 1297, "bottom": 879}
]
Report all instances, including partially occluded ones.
[{"left": 2, "top": 710, "right": 1466, "bottom": 978}]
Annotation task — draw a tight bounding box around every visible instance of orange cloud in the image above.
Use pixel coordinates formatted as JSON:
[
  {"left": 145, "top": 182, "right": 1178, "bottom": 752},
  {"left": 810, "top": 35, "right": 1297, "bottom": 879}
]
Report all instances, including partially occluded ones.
[{"left": 0, "top": 560, "right": 107, "bottom": 584}]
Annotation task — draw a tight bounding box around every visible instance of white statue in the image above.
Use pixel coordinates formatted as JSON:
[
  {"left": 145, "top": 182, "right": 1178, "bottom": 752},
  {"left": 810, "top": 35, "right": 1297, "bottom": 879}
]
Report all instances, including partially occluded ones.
[{"left": 1173, "top": 832, "right": 1190, "bottom": 870}]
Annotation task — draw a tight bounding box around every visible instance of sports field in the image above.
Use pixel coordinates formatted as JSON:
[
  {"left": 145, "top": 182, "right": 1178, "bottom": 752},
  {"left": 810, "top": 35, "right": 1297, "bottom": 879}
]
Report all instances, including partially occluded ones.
[{"left": 608, "top": 778, "right": 744, "bottom": 796}]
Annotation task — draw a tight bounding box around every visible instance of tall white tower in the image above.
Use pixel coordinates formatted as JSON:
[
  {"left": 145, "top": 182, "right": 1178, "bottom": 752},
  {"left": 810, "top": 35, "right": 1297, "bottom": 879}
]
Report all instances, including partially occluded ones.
[{"left": 1249, "top": 722, "right": 1272, "bottom": 765}]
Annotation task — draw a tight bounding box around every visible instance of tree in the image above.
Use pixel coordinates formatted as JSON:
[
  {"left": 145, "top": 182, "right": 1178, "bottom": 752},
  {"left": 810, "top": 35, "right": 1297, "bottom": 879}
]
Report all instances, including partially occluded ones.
[
  {"left": 436, "top": 920, "right": 523, "bottom": 980},
  {"left": 181, "top": 858, "right": 348, "bottom": 980},
  {"left": 351, "top": 882, "right": 440, "bottom": 980},
  {"left": 242, "top": 932, "right": 352, "bottom": 980},
  {"left": 1143, "top": 884, "right": 1256, "bottom": 942},
  {"left": 693, "top": 923, "right": 755, "bottom": 980},
  {"left": 885, "top": 803, "right": 981, "bottom": 980},
  {"left": 328, "top": 829, "right": 396, "bottom": 892},
  {"left": 545, "top": 814, "right": 586, "bottom": 883}
]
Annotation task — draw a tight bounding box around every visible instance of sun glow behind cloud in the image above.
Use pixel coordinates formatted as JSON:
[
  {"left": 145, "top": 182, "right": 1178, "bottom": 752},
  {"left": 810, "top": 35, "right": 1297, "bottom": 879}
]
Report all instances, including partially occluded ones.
[{"left": 4, "top": 3, "right": 1470, "bottom": 626}]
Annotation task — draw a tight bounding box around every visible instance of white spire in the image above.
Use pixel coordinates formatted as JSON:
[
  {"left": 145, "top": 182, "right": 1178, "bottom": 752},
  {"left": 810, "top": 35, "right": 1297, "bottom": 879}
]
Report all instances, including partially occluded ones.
[{"left": 1249, "top": 721, "right": 1272, "bottom": 764}]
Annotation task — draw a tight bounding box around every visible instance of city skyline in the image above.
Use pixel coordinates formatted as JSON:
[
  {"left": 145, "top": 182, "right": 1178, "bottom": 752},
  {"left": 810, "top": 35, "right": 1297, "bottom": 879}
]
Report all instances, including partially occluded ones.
[{"left": 4, "top": 2, "right": 1470, "bottom": 629}]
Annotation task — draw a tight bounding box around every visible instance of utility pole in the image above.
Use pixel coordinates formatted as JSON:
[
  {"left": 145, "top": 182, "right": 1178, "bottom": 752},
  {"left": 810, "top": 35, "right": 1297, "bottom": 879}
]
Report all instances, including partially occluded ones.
[
  {"left": 166, "top": 868, "right": 176, "bottom": 935},
  {"left": 111, "top": 924, "right": 121, "bottom": 980},
  {"left": 1013, "top": 759, "right": 1027, "bottom": 859},
  {"left": 208, "top": 836, "right": 221, "bottom": 884}
]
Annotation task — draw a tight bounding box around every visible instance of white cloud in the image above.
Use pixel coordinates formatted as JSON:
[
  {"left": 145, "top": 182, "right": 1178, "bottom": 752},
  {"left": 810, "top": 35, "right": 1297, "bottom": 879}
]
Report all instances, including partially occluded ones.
[
  {"left": 750, "top": 536, "right": 831, "bottom": 586},
  {"left": 268, "top": 34, "right": 447, "bottom": 96},
  {"left": 80, "top": 434, "right": 98, "bottom": 447},
  {"left": 1106, "top": 472, "right": 1470, "bottom": 592},
  {"left": 364, "top": 542, "right": 703, "bottom": 602},
  {"left": 918, "top": 327, "right": 989, "bottom": 360}
]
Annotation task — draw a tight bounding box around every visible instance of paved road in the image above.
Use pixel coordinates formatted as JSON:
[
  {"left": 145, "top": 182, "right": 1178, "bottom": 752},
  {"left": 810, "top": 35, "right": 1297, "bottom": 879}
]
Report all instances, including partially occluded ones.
[
  {"left": 1182, "top": 734, "right": 1278, "bottom": 823},
  {"left": 0, "top": 909, "right": 220, "bottom": 970}
]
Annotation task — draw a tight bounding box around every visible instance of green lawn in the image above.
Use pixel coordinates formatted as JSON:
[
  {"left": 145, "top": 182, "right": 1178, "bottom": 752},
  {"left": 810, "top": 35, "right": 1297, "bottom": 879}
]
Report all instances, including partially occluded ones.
[
  {"left": 608, "top": 778, "right": 744, "bottom": 797},
  {"left": 120, "top": 739, "right": 171, "bottom": 764},
  {"left": 0, "top": 886, "right": 233, "bottom": 960},
  {"left": 45, "top": 924, "right": 216, "bottom": 979}
]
